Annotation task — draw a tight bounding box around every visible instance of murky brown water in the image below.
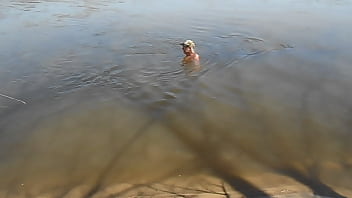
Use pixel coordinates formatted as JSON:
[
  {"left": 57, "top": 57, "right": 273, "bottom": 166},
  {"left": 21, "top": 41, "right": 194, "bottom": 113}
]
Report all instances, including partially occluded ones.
[{"left": 1, "top": 0, "right": 352, "bottom": 197}]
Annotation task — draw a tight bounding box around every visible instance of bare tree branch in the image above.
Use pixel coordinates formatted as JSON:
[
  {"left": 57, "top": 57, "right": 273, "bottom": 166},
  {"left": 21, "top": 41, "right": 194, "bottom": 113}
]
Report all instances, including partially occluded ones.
[{"left": 0, "top": 93, "right": 26, "bottom": 104}]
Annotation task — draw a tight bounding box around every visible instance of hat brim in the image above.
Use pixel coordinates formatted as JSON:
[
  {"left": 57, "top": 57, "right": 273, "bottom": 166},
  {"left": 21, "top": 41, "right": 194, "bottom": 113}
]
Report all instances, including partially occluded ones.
[{"left": 180, "top": 43, "right": 191, "bottom": 47}]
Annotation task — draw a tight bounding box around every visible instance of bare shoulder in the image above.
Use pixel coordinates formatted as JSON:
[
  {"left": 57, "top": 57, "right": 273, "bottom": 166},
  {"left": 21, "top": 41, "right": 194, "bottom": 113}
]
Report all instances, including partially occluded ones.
[
  {"left": 182, "top": 54, "right": 200, "bottom": 65},
  {"left": 194, "top": 54, "right": 200, "bottom": 61}
]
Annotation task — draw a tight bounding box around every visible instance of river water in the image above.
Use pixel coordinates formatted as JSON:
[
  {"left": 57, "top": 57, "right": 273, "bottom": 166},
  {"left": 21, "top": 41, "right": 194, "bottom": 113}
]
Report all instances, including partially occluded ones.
[{"left": 0, "top": 0, "right": 352, "bottom": 197}]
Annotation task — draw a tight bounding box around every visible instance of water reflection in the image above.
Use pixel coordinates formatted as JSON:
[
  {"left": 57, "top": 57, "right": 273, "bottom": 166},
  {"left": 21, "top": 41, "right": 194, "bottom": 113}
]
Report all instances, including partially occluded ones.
[{"left": 1, "top": 0, "right": 352, "bottom": 197}]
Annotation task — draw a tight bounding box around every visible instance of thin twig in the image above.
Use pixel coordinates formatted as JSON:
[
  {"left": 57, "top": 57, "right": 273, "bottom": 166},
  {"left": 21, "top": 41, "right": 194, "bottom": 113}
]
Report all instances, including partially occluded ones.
[
  {"left": 199, "top": 180, "right": 220, "bottom": 194},
  {"left": 221, "top": 182, "right": 231, "bottom": 198},
  {"left": 0, "top": 93, "right": 26, "bottom": 104},
  {"left": 158, "top": 183, "right": 226, "bottom": 196},
  {"left": 147, "top": 185, "right": 187, "bottom": 197}
]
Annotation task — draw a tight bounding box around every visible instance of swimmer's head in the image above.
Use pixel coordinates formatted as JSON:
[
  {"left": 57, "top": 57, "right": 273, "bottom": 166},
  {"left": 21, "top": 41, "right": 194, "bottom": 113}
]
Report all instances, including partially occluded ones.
[
  {"left": 180, "top": 40, "right": 196, "bottom": 48},
  {"left": 180, "top": 40, "right": 196, "bottom": 55}
]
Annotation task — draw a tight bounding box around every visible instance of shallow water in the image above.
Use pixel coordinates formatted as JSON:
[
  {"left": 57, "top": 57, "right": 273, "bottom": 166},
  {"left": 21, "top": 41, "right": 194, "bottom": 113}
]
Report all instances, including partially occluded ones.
[{"left": 1, "top": 0, "right": 352, "bottom": 197}]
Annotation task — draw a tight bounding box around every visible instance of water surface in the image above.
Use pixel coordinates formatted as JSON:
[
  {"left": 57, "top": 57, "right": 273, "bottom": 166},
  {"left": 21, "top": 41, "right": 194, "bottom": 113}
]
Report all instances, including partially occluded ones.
[{"left": 1, "top": 0, "right": 352, "bottom": 197}]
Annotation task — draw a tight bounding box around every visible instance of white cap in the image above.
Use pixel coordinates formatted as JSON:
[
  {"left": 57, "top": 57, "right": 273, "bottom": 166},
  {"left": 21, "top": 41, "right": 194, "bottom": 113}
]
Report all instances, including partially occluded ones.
[{"left": 180, "top": 40, "right": 196, "bottom": 48}]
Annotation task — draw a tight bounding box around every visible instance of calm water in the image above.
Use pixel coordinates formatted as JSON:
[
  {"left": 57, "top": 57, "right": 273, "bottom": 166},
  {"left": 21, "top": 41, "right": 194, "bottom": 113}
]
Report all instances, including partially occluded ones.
[{"left": 1, "top": 0, "right": 352, "bottom": 197}]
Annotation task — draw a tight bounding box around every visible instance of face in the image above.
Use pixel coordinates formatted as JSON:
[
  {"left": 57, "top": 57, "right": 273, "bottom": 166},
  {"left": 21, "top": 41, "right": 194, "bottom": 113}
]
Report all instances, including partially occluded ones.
[{"left": 182, "top": 45, "right": 193, "bottom": 55}]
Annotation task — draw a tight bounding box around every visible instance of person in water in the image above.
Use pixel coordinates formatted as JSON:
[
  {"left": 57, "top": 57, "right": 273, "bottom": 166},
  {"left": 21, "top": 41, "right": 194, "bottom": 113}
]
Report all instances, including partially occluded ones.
[
  {"left": 180, "top": 40, "right": 201, "bottom": 73},
  {"left": 180, "top": 40, "right": 200, "bottom": 63}
]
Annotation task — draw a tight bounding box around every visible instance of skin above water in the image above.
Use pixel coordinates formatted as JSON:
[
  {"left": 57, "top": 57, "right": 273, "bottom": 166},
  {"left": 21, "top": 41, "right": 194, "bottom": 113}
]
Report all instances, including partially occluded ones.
[{"left": 0, "top": 0, "right": 352, "bottom": 197}]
